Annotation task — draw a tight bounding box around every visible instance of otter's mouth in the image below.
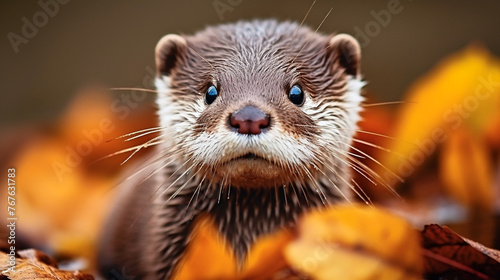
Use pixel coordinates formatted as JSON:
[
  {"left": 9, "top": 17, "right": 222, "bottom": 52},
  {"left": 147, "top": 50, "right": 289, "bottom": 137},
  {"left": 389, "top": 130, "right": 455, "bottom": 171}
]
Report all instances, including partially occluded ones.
[
  {"left": 216, "top": 152, "right": 286, "bottom": 187},
  {"left": 220, "top": 152, "right": 271, "bottom": 166},
  {"left": 231, "top": 153, "right": 264, "bottom": 161}
]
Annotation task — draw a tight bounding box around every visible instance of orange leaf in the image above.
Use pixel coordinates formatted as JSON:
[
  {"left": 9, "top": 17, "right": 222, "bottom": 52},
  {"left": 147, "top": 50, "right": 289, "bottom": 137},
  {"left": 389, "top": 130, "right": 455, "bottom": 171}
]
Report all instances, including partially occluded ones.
[
  {"left": 0, "top": 88, "right": 156, "bottom": 267},
  {"left": 284, "top": 205, "right": 423, "bottom": 280},
  {"left": 439, "top": 128, "right": 494, "bottom": 210},
  {"left": 378, "top": 46, "right": 500, "bottom": 186},
  {"left": 174, "top": 215, "right": 293, "bottom": 280}
]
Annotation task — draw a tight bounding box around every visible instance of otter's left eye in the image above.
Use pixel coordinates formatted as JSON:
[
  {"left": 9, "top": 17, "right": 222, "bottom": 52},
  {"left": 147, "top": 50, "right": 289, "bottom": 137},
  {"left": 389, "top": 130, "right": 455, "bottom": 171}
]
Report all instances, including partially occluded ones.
[
  {"left": 288, "top": 85, "right": 304, "bottom": 106},
  {"left": 205, "top": 85, "right": 218, "bottom": 105}
]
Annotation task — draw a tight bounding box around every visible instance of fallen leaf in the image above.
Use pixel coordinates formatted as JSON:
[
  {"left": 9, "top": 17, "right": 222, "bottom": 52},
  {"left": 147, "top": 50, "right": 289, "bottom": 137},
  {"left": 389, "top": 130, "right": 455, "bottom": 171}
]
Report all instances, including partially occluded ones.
[
  {"left": 463, "top": 238, "right": 500, "bottom": 263},
  {"left": 421, "top": 224, "right": 500, "bottom": 279},
  {"left": 439, "top": 128, "right": 494, "bottom": 210},
  {"left": 377, "top": 45, "right": 500, "bottom": 210},
  {"left": 174, "top": 215, "right": 294, "bottom": 280},
  {"left": 284, "top": 205, "right": 423, "bottom": 280},
  {"left": 0, "top": 249, "right": 93, "bottom": 280}
]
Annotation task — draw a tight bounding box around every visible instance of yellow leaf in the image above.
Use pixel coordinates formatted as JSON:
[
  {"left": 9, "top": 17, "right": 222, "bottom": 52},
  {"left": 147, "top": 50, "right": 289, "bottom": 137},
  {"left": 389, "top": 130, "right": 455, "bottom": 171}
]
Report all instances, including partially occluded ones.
[
  {"left": 285, "top": 205, "right": 423, "bottom": 280},
  {"left": 439, "top": 128, "right": 494, "bottom": 210},
  {"left": 378, "top": 46, "right": 500, "bottom": 186}
]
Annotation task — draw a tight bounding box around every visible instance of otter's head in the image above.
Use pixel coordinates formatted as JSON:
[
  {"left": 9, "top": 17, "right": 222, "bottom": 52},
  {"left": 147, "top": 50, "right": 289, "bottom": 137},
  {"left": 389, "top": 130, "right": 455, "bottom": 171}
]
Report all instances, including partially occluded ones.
[{"left": 155, "top": 20, "right": 363, "bottom": 191}]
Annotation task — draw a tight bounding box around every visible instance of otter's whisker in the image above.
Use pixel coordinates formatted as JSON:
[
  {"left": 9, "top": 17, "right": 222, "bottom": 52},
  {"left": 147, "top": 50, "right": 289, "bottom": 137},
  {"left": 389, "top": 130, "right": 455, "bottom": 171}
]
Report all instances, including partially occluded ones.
[
  {"left": 313, "top": 150, "right": 370, "bottom": 203},
  {"left": 108, "top": 127, "right": 165, "bottom": 142},
  {"left": 286, "top": 0, "right": 316, "bottom": 50},
  {"left": 294, "top": 178, "right": 309, "bottom": 206},
  {"left": 122, "top": 129, "right": 164, "bottom": 142},
  {"left": 93, "top": 139, "right": 164, "bottom": 164},
  {"left": 137, "top": 149, "right": 184, "bottom": 185},
  {"left": 141, "top": 153, "right": 198, "bottom": 209},
  {"left": 109, "top": 87, "right": 158, "bottom": 94},
  {"left": 346, "top": 153, "right": 401, "bottom": 198},
  {"left": 348, "top": 144, "right": 403, "bottom": 183},
  {"left": 351, "top": 138, "right": 404, "bottom": 158},
  {"left": 226, "top": 180, "right": 231, "bottom": 199},
  {"left": 362, "top": 100, "right": 416, "bottom": 107},
  {"left": 121, "top": 135, "right": 165, "bottom": 165},
  {"left": 352, "top": 179, "right": 372, "bottom": 205},
  {"left": 182, "top": 173, "right": 207, "bottom": 217},
  {"left": 167, "top": 166, "right": 203, "bottom": 203},
  {"left": 319, "top": 145, "right": 379, "bottom": 188},
  {"left": 125, "top": 147, "right": 177, "bottom": 182},
  {"left": 354, "top": 129, "right": 406, "bottom": 142},
  {"left": 289, "top": 7, "right": 333, "bottom": 68},
  {"left": 301, "top": 163, "right": 329, "bottom": 205},
  {"left": 156, "top": 161, "right": 198, "bottom": 204},
  {"left": 316, "top": 157, "right": 370, "bottom": 205}
]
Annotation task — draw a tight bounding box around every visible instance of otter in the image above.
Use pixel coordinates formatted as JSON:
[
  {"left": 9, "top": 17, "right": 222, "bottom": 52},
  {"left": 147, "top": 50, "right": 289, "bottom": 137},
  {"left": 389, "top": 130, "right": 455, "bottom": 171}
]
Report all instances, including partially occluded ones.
[{"left": 98, "top": 19, "right": 364, "bottom": 279}]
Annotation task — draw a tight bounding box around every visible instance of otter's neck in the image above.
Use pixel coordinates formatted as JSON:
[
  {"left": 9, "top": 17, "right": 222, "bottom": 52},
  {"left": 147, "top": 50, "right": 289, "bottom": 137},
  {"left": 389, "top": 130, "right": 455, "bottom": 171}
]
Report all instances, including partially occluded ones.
[
  {"left": 150, "top": 165, "right": 346, "bottom": 279},
  {"left": 203, "top": 185, "right": 340, "bottom": 262}
]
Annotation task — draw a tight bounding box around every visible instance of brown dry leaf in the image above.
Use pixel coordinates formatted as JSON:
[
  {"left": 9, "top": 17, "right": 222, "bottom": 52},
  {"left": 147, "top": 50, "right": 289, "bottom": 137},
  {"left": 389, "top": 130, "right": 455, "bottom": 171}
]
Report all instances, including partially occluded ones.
[
  {"left": 463, "top": 238, "right": 500, "bottom": 263},
  {"left": 284, "top": 205, "right": 423, "bottom": 280},
  {"left": 421, "top": 224, "right": 500, "bottom": 279},
  {"left": 174, "top": 215, "right": 294, "bottom": 280},
  {"left": 0, "top": 249, "right": 93, "bottom": 280},
  {"left": 439, "top": 128, "right": 494, "bottom": 210}
]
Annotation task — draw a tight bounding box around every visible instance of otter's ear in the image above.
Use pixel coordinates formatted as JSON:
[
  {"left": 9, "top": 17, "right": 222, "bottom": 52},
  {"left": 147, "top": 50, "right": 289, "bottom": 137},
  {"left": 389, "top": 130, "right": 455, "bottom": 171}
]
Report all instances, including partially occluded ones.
[
  {"left": 328, "top": 34, "right": 361, "bottom": 77},
  {"left": 155, "top": 34, "right": 187, "bottom": 77}
]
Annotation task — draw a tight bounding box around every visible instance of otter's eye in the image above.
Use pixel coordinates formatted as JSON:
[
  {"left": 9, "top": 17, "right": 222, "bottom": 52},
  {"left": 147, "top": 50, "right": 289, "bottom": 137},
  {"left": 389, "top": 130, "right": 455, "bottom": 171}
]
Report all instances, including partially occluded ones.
[
  {"left": 288, "top": 85, "right": 304, "bottom": 106},
  {"left": 205, "top": 85, "right": 218, "bottom": 105}
]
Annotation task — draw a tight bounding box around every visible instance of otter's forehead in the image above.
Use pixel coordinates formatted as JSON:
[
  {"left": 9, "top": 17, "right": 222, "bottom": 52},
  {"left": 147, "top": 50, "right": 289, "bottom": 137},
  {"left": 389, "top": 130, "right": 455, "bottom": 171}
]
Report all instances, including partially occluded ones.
[
  {"left": 190, "top": 20, "right": 325, "bottom": 54},
  {"left": 179, "top": 20, "right": 331, "bottom": 99},
  {"left": 188, "top": 21, "right": 325, "bottom": 70}
]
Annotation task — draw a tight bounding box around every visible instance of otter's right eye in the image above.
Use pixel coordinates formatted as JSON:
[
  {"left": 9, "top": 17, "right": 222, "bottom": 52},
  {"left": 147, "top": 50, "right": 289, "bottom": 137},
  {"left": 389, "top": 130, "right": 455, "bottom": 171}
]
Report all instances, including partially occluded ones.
[
  {"left": 205, "top": 85, "right": 218, "bottom": 105},
  {"left": 288, "top": 85, "right": 304, "bottom": 106}
]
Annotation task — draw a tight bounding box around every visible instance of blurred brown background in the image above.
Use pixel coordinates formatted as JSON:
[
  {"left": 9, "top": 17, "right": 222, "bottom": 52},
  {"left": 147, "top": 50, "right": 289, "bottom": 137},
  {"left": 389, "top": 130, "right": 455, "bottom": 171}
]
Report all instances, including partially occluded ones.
[{"left": 1, "top": 0, "right": 500, "bottom": 133}]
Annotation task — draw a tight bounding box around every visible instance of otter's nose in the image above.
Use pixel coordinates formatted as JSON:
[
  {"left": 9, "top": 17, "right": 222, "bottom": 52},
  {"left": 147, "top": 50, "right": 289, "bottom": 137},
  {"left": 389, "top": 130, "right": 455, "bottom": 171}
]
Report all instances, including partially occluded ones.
[{"left": 230, "top": 105, "right": 270, "bottom": 135}]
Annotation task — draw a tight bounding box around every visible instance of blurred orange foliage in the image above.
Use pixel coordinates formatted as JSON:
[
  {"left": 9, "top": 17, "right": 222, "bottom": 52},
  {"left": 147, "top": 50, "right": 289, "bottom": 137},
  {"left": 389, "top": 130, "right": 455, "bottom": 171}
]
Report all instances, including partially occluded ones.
[
  {"left": 376, "top": 45, "right": 500, "bottom": 211},
  {"left": 0, "top": 88, "right": 156, "bottom": 266}
]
